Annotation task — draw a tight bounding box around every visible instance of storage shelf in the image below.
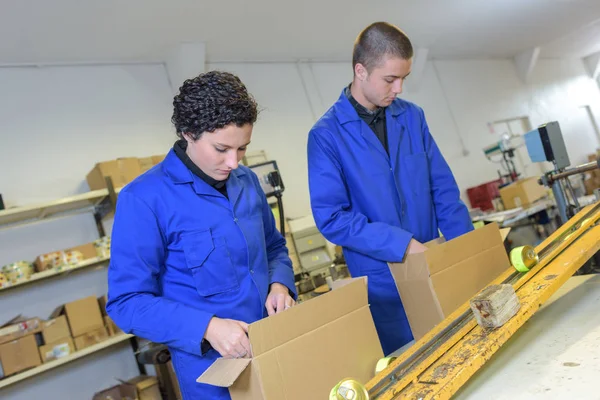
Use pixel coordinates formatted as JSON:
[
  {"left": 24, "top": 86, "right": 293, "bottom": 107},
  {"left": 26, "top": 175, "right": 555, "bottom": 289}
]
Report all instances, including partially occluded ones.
[
  {"left": 0, "top": 333, "right": 134, "bottom": 389},
  {"left": 0, "top": 187, "right": 123, "bottom": 230},
  {"left": 0, "top": 257, "right": 110, "bottom": 293}
]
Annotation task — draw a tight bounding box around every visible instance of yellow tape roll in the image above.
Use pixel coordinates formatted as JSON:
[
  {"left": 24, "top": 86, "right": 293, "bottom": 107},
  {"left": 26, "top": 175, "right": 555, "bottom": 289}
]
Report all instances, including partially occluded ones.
[
  {"left": 329, "top": 378, "right": 369, "bottom": 400},
  {"left": 375, "top": 356, "right": 397, "bottom": 374},
  {"left": 510, "top": 246, "right": 539, "bottom": 272}
]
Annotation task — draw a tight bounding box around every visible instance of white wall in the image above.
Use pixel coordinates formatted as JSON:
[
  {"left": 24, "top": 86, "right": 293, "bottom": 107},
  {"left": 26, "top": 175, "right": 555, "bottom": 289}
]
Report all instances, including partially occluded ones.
[
  {"left": 1, "top": 55, "right": 600, "bottom": 398},
  {"left": 0, "top": 64, "right": 174, "bottom": 399},
  {"left": 210, "top": 58, "right": 600, "bottom": 211}
]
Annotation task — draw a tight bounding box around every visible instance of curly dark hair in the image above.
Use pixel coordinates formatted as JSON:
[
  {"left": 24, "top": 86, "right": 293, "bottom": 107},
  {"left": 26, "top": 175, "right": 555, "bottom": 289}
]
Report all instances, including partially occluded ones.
[{"left": 172, "top": 71, "right": 258, "bottom": 140}]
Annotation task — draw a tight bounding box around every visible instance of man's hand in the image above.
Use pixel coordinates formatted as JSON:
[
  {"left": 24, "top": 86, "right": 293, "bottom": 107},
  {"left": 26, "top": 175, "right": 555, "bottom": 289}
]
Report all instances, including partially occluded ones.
[
  {"left": 265, "top": 282, "right": 295, "bottom": 316},
  {"left": 406, "top": 238, "right": 428, "bottom": 255},
  {"left": 204, "top": 317, "right": 252, "bottom": 359}
]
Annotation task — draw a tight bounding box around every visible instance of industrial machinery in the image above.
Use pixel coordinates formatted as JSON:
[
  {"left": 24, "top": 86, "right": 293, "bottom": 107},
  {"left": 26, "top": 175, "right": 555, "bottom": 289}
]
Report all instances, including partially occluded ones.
[
  {"left": 249, "top": 160, "right": 286, "bottom": 235},
  {"left": 483, "top": 134, "right": 522, "bottom": 184},
  {"left": 524, "top": 121, "right": 600, "bottom": 224},
  {"left": 330, "top": 202, "right": 600, "bottom": 399}
]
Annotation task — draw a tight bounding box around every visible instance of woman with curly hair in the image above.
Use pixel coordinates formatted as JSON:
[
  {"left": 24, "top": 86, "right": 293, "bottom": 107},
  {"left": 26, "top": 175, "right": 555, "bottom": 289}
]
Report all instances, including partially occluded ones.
[{"left": 106, "top": 71, "right": 296, "bottom": 399}]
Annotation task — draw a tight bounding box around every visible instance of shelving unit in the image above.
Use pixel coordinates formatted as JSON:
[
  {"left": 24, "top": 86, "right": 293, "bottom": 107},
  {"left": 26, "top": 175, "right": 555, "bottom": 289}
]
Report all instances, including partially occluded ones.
[
  {"left": 0, "top": 256, "right": 110, "bottom": 293},
  {"left": 0, "top": 181, "right": 145, "bottom": 391},
  {"left": 0, "top": 333, "right": 134, "bottom": 389}
]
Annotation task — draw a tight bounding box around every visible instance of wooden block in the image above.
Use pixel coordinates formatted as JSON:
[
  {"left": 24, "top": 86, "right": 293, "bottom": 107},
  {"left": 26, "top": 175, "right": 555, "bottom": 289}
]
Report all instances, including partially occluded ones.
[{"left": 470, "top": 284, "right": 521, "bottom": 328}]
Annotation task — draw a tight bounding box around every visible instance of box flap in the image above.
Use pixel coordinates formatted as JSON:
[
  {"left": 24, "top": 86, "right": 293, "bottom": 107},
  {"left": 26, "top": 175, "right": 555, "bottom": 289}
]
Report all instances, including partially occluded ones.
[
  {"left": 500, "top": 227, "right": 511, "bottom": 242},
  {"left": 196, "top": 358, "right": 252, "bottom": 387},
  {"left": 248, "top": 278, "right": 368, "bottom": 356},
  {"left": 388, "top": 261, "right": 445, "bottom": 339},
  {"left": 421, "top": 223, "right": 502, "bottom": 275}
]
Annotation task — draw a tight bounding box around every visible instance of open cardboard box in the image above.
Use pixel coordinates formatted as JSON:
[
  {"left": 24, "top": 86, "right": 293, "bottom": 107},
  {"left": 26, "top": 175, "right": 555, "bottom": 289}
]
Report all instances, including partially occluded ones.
[
  {"left": 197, "top": 278, "right": 383, "bottom": 400},
  {"left": 389, "top": 223, "right": 511, "bottom": 340}
]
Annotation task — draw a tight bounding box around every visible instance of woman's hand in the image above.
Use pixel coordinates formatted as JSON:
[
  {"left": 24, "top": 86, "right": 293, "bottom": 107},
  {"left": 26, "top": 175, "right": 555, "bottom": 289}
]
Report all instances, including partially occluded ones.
[
  {"left": 265, "top": 282, "right": 295, "bottom": 316},
  {"left": 204, "top": 317, "right": 252, "bottom": 359}
]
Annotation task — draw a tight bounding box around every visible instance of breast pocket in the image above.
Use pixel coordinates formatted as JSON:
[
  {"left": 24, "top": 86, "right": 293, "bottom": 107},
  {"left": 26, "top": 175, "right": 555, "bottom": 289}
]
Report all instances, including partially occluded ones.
[
  {"left": 403, "top": 152, "right": 431, "bottom": 196},
  {"left": 182, "top": 230, "right": 239, "bottom": 297}
]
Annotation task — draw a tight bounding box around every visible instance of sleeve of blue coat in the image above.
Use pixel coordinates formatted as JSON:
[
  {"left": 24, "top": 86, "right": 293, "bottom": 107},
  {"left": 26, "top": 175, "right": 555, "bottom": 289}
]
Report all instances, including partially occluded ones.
[
  {"left": 307, "top": 129, "right": 413, "bottom": 262},
  {"left": 253, "top": 174, "right": 297, "bottom": 297},
  {"left": 106, "top": 191, "right": 214, "bottom": 356},
  {"left": 420, "top": 109, "right": 474, "bottom": 240}
]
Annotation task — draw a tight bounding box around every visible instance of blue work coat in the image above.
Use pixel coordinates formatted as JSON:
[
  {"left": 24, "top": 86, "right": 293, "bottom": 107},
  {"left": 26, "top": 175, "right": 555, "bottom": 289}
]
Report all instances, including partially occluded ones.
[
  {"left": 307, "top": 91, "right": 473, "bottom": 355},
  {"left": 106, "top": 150, "right": 296, "bottom": 400}
]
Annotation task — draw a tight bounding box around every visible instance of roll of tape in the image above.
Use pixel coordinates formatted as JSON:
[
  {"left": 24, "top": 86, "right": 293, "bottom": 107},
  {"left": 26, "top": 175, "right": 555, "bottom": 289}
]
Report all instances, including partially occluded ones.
[
  {"left": 375, "top": 356, "right": 397, "bottom": 374},
  {"left": 329, "top": 378, "right": 369, "bottom": 400},
  {"left": 510, "top": 246, "right": 539, "bottom": 272}
]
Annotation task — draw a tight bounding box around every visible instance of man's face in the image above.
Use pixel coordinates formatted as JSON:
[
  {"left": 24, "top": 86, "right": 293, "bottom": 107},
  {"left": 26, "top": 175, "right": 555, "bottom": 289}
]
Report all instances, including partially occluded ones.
[
  {"left": 358, "top": 55, "right": 412, "bottom": 109},
  {"left": 184, "top": 123, "right": 253, "bottom": 181}
]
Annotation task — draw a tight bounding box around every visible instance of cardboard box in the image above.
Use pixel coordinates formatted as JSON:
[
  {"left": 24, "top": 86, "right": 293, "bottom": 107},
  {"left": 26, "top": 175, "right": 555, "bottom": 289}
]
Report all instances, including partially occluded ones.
[
  {"left": 0, "top": 316, "right": 42, "bottom": 345},
  {"left": 74, "top": 326, "right": 109, "bottom": 350},
  {"left": 128, "top": 375, "right": 162, "bottom": 400},
  {"left": 0, "top": 334, "right": 42, "bottom": 376},
  {"left": 388, "top": 223, "right": 510, "bottom": 340},
  {"left": 39, "top": 337, "right": 75, "bottom": 362},
  {"left": 98, "top": 295, "right": 108, "bottom": 316},
  {"left": 151, "top": 154, "right": 166, "bottom": 165},
  {"left": 86, "top": 158, "right": 142, "bottom": 191},
  {"left": 105, "top": 315, "right": 121, "bottom": 336},
  {"left": 41, "top": 315, "right": 71, "bottom": 343},
  {"left": 65, "top": 242, "right": 98, "bottom": 260},
  {"left": 499, "top": 177, "right": 548, "bottom": 209},
  {"left": 197, "top": 278, "right": 383, "bottom": 399},
  {"left": 51, "top": 296, "right": 104, "bottom": 337},
  {"left": 93, "top": 383, "right": 137, "bottom": 400},
  {"left": 139, "top": 157, "right": 155, "bottom": 173}
]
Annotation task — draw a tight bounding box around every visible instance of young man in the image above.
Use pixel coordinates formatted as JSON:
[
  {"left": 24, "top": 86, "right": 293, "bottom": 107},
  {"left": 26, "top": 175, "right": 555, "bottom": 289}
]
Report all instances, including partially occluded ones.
[
  {"left": 107, "top": 71, "right": 296, "bottom": 399},
  {"left": 307, "top": 22, "right": 473, "bottom": 355}
]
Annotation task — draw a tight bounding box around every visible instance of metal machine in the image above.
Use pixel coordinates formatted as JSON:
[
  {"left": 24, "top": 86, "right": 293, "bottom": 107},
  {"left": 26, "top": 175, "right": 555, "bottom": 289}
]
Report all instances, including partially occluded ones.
[
  {"left": 524, "top": 121, "right": 600, "bottom": 224},
  {"left": 483, "top": 134, "right": 522, "bottom": 184}
]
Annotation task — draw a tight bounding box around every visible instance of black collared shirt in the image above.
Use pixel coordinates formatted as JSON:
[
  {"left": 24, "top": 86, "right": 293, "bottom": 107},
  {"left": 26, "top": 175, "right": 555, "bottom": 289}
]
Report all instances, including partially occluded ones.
[
  {"left": 173, "top": 139, "right": 228, "bottom": 199},
  {"left": 345, "top": 85, "right": 389, "bottom": 155}
]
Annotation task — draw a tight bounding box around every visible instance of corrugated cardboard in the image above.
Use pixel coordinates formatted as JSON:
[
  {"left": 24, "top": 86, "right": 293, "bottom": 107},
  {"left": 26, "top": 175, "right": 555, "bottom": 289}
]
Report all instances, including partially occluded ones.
[
  {"left": 151, "top": 154, "right": 166, "bottom": 165},
  {"left": 51, "top": 296, "right": 104, "bottom": 337},
  {"left": 64, "top": 242, "right": 97, "bottom": 260},
  {"left": 128, "top": 375, "right": 162, "bottom": 400},
  {"left": 41, "top": 315, "right": 71, "bottom": 343},
  {"left": 98, "top": 295, "right": 108, "bottom": 316},
  {"left": 74, "top": 326, "right": 109, "bottom": 350},
  {"left": 139, "top": 156, "right": 155, "bottom": 173},
  {"left": 93, "top": 383, "right": 137, "bottom": 400},
  {"left": 39, "top": 337, "right": 75, "bottom": 362},
  {"left": 197, "top": 278, "right": 383, "bottom": 400},
  {"left": 0, "top": 334, "right": 42, "bottom": 376},
  {"left": 499, "top": 177, "right": 548, "bottom": 209},
  {"left": 86, "top": 158, "right": 142, "bottom": 190},
  {"left": 0, "top": 316, "right": 42, "bottom": 345},
  {"left": 388, "top": 223, "right": 510, "bottom": 340},
  {"left": 105, "top": 315, "right": 121, "bottom": 336}
]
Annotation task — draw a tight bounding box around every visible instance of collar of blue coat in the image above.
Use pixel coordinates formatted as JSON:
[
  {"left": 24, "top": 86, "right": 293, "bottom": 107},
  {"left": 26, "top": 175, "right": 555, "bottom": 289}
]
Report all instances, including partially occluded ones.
[
  {"left": 334, "top": 88, "right": 407, "bottom": 124},
  {"left": 162, "top": 149, "right": 246, "bottom": 197}
]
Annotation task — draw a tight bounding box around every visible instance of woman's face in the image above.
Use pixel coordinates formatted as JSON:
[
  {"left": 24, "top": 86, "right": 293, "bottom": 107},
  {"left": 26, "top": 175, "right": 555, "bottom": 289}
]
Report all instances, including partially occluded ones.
[{"left": 184, "top": 123, "right": 253, "bottom": 181}]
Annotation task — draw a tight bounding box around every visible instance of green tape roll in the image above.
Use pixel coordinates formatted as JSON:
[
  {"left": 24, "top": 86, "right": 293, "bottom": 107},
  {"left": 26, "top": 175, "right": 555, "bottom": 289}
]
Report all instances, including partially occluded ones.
[
  {"left": 510, "top": 246, "right": 538, "bottom": 272},
  {"left": 375, "top": 356, "right": 397, "bottom": 374}
]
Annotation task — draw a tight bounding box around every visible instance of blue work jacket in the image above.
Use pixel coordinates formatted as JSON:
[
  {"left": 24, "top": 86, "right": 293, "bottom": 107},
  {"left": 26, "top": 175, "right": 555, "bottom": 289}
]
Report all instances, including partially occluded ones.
[
  {"left": 106, "top": 150, "right": 296, "bottom": 399},
  {"left": 307, "top": 91, "right": 473, "bottom": 355}
]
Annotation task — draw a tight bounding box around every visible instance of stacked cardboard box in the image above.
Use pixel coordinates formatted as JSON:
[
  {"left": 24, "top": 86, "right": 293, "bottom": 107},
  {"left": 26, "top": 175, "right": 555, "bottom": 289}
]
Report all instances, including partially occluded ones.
[
  {"left": 499, "top": 177, "right": 549, "bottom": 209},
  {"left": 93, "top": 375, "right": 162, "bottom": 400},
  {"left": 50, "top": 296, "right": 108, "bottom": 351},
  {"left": 86, "top": 154, "right": 167, "bottom": 191},
  {"left": 0, "top": 317, "right": 43, "bottom": 377},
  {"left": 584, "top": 152, "right": 600, "bottom": 195},
  {"left": 39, "top": 316, "right": 75, "bottom": 362}
]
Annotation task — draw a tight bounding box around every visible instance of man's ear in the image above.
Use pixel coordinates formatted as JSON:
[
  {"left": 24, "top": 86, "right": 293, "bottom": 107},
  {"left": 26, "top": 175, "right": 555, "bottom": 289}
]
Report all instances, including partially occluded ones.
[{"left": 355, "top": 63, "right": 368, "bottom": 81}]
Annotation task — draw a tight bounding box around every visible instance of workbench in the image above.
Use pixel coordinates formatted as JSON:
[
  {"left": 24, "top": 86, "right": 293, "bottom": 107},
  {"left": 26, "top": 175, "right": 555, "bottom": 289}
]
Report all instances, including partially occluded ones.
[
  {"left": 456, "top": 274, "right": 600, "bottom": 399},
  {"left": 390, "top": 274, "right": 600, "bottom": 399}
]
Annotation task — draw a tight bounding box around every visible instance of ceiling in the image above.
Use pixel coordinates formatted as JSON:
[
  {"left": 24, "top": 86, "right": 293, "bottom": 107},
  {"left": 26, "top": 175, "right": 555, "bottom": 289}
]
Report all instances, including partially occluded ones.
[{"left": 1, "top": 0, "right": 600, "bottom": 65}]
